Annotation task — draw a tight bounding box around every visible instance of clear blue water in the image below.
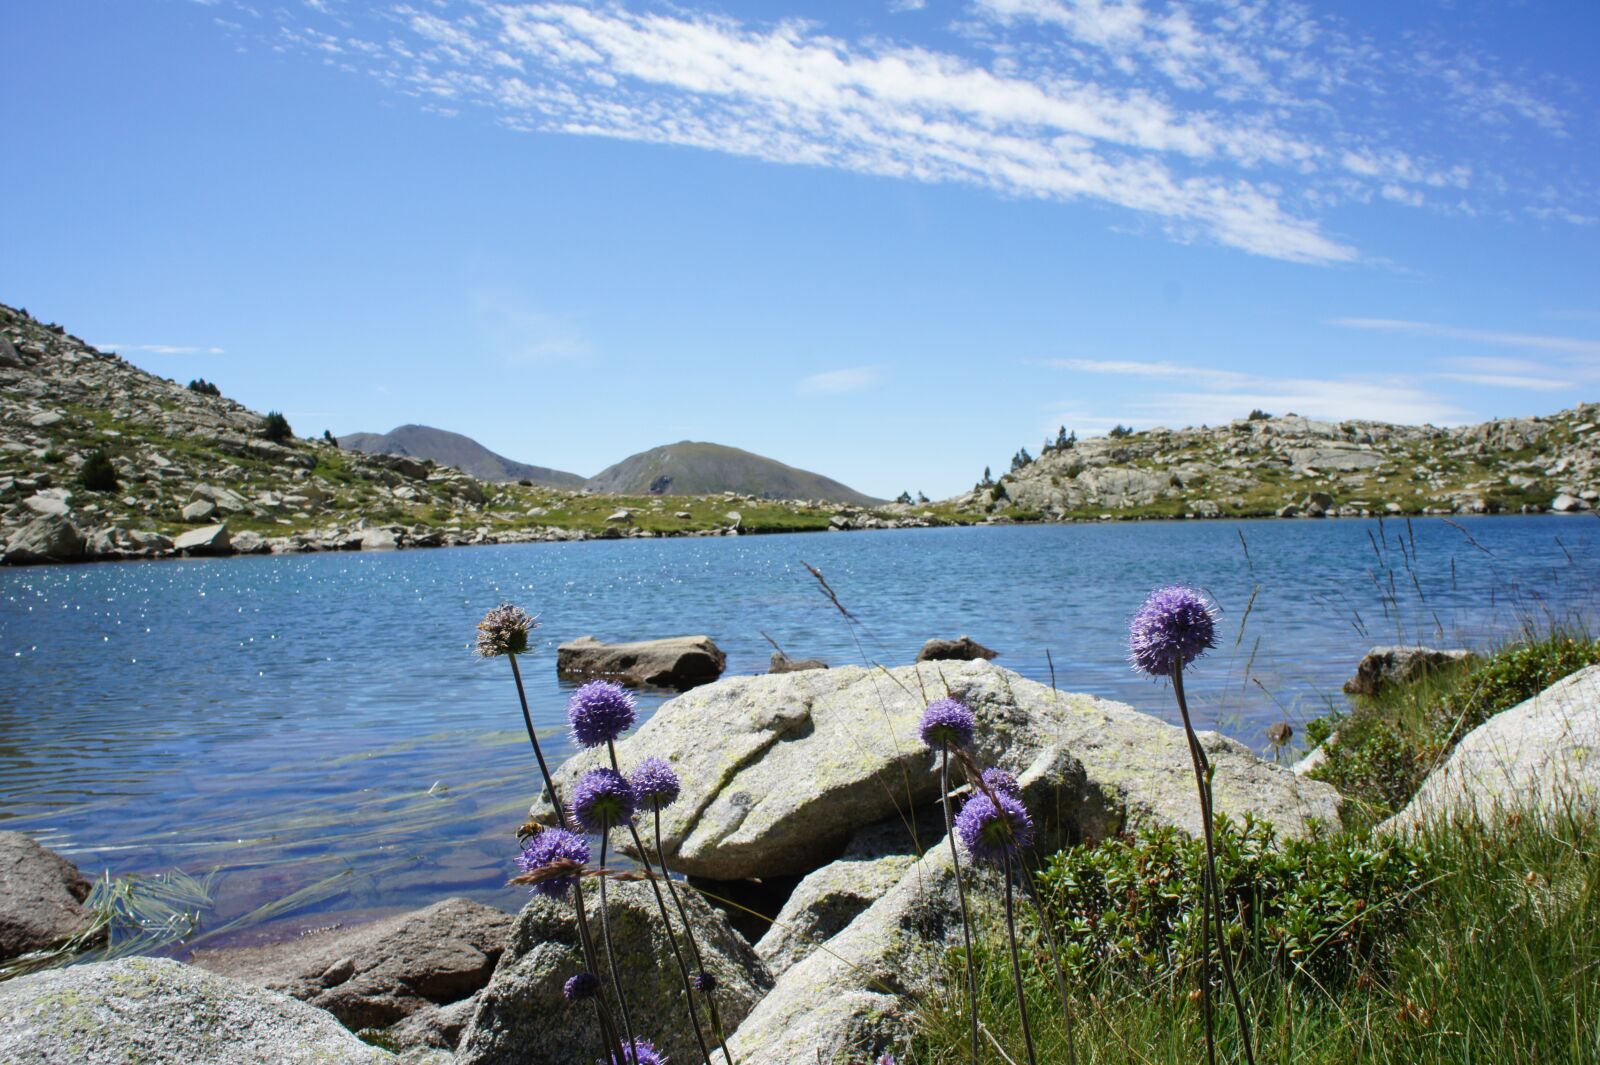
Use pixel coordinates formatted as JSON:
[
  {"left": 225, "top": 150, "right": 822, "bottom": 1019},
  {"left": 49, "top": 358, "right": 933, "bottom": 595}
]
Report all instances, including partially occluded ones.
[{"left": 1, "top": 517, "right": 1596, "bottom": 943}]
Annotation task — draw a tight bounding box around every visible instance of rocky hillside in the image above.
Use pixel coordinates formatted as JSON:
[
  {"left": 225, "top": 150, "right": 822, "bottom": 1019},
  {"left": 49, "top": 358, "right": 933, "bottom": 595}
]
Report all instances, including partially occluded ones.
[
  {"left": 0, "top": 304, "right": 922, "bottom": 565},
  {"left": 584, "top": 440, "right": 882, "bottom": 505},
  {"left": 339, "top": 424, "right": 585, "bottom": 487},
  {"left": 947, "top": 410, "right": 1600, "bottom": 521}
]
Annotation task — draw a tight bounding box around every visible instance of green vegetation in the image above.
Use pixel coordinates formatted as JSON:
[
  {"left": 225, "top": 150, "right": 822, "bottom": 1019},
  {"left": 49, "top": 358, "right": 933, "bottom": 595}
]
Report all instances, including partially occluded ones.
[
  {"left": 261, "top": 410, "right": 293, "bottom": 443},
  {"left": 77, "top": 449, "right": 120, "bottom": 492},
  {"left": 1306, "top": 634, "right": 1600, "bottom": 828},
  {"left": 187, "top": 378, "right": 221, "bottom": 397}
]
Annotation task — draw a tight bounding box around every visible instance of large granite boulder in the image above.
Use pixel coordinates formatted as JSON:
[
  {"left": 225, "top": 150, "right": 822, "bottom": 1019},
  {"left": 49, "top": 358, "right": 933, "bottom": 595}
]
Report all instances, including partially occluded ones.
[
  {"left": 0, "top": 956, "right": 395, "bottom": 1064},
  {"left": 456, "top": 880, "right": 771, "bottom": 1065},
  {"left": 0, "top": 832, "right": 94, "bottom": 963},
  {"left": 190, "top": 897, "right": 513, "bottom": 1043},
  {"left": 1343, "top": 645, "right": 1472, "bottom": 696},
  {"left": 556, "top": 635, "right": 726, "bottom": 690},
  {"left": 4, "top": 513, "right": 85, "bottom": 564},
  {"left": 174, "top": 522, "right": 233, "bottom": 556},
  {"left": 728, "top": 692, "right": 1338, "bottom": 1064},
  {"left": 535, "top": 661, "right": 1341, "bottom": 880},
  {"left": 1384, "top": 665, "right": 1600, "bottom": 833}
]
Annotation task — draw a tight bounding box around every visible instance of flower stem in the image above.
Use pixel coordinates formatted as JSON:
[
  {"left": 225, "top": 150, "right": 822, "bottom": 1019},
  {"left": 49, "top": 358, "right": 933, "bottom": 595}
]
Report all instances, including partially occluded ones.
[
  {"left": 506, "top": 655, "right": 624, "bottom": 1064},
  {"left": 1001, "top": 849, "right": 1038, "bottom": 1065},
  {"left": 598, "top": 828, "right": 638, "bottom": 1052},
  {"left": 941, "top": 749, "right": 980, "bottom": 1065},
  {"left": 655, "top": 806, "right": 738, "bottom": 1065},
  {"left": 1172, "top": 667, "right": 1257, "bottom": 1065},
  {"left": 608, "top": 746, "right": 713, "bottom": 1065}
]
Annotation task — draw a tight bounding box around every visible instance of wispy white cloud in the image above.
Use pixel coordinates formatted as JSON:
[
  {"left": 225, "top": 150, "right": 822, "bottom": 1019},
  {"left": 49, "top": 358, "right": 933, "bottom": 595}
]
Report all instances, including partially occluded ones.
[
  {"left": 468, "top": 292, "right": 591, "bottom": 363},
  {"left": 100, "top": 342, "right": 226, "bottom": 355},
  {"left": 797, "top": 365, "right": 883, "bottom": 396},
  {"left": 1331, "top": 317, "right": 1600, "bottom": 358}
]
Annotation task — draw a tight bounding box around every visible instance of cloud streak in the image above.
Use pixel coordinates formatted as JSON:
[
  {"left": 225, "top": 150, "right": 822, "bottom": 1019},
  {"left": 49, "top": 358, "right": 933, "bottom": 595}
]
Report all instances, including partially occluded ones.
[
  {"left": 100, "top": 343, "right": 226, "bottom": 355},
  {"left": 798, "top": 365, "right": 883, "bottom": 396}
]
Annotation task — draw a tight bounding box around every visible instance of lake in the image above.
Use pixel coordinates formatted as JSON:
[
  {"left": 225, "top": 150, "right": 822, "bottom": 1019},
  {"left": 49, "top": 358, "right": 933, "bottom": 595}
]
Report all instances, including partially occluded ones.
[{"left": 1, "top": 516, "right": 1595, "bottom": 946}]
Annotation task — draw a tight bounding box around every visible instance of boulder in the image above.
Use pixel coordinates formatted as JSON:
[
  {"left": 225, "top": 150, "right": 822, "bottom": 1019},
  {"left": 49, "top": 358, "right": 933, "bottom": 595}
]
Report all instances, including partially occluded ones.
[
  {"left": 1343, "top": 645, "right": 1473, "bottom": 697},
  {"left": 361, "top": 527, "right": 401, "bottom": 551},
  {"left": 535, "top": 661, "right": 1340, "bottom": 881},
  {"left": 916, "top": 636, "right": 999, "bottom": 662},
  {"left": 4, "top": 513, "right": 85, "bottom": 564},
  {"left": 1383, "top": 665, "right": 1600, "bottom": 833},
  {"left": 23, "top": 490, "right": 71, "bottom": 517},
  {"left": 174, "top": 522, "right": 233, "bottom": 556},
  {"left": 0, "top": 956, "right": 395, "bottom": 1064},
  {"left": 728, "top": 699, "right": 1335, "bottom": 1064},
  {"left": 768, "top": 652, "right": 828, "bottom": 674},
  {"left": 556, "top": 635, "right": 726, "bottom": 690},
  {"left": 0, "top": 832, "right": 94, "bottom": 963},
  {"left": 230, "top": 530, "right": 271, "bottom": 555},
  {"left": 182, "top": 499, "right": 218, "bottom": 522},
  {"left": 455, "top": 880, "right": 772, "bottom": 1065},
  {"left": 191, "top": 897, "right": 513, "bottom": 1039},
  {"left": 1551, "top": 493, "right": 1589, "bottom": 512}
]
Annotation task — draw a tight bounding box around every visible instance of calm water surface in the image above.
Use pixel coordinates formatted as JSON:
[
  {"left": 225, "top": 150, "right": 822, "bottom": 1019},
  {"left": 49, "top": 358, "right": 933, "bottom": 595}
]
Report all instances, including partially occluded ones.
[{"left": 1, "top": 517, "right": 1596, "bottom": 942}]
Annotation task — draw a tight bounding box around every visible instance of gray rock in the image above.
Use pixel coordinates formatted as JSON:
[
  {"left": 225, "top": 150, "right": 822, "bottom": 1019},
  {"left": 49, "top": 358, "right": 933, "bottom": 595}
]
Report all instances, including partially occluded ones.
[
  {"left": 916, "top": 635, "right": 999, "bottom": 662},
  {"left": 1288, "top": 447, "right": 1384, "bottom": 471},
  {"left": 182, "top": 499, "right": 218, "bottom": 522},
  {"left": 174, "top": 522, "right": 233, "bottom": 556},
  {"left": 0, "top": 833, "right": 94, "bottom": 963},
  {"left": 4, "top": 513, "right": 85, "bottom": 564},
  {"left": 769, "top": 652, "right": 828, "bottom": 674},
  {"left": 1551, "top": 492, "right": 1589, "bottom": 512},
  {"left": 536, "top": 661, "right": 1340, "bottom": 881},
  {"left": 384, "top": 995, "right": 480, "bottom": 1051},
  {"left": 191, "top": 897, "right": 513, "bottom": 1037},
  {"left": 231, "top": 530, "right": 271, "bottom": 555},
  {"left": 456, "top": 880, "right": 771, "bottom": 1065},
  {"left": 0, "top": 956, "right": 395, "bottom": 1064},
  {"left": 605, "top": 509, "right": 632, "bottom": 523},
  {"left": 1383, "top": 665, "right": 1600, "bottom": 833},
  {"left": 1343, "top": 645, "right": 1473, "bottom": 696},
  {"left": 23, "top": 489, "right": 71, "bottom": 517},
  {"left": 361, "top": 527, "right": 401, "bottom": 551},
  {"left": 556, "top": 634, "right": 727, "bottom": 690}
]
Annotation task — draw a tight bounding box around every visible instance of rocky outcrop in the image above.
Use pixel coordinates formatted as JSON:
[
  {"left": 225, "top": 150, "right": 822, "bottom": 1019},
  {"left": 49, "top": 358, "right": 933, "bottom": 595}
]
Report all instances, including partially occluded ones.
[
  {"left": 0, "top": 833, "right": 95, "bottom": 963},
  {"left": 0, "top": 956, "right": 395, "bottom": 1064},
  {"left": 917, "top": 635, "right": 999, "bottom": 662},
  {"left": 456, "top": 880, "right": 771, "bottom": 1065},
  {"left": 174, "top": 522, "right": 232, "bottom": 556},
  {"left": 190, "top": 897, "right": 513, "bottom": 1046},
  {"left": 1384, "top": 665, "right": 1600, "bottom": 832},
  {"left": 535, "top": 661, "right": 1341, "bottom": 881},
  {"left": 1343, "top": 646, "right": 1473, "bottom": 696},
  {"left": 555, "top": 635, "right": 727, "bottom": 690},
  {"left": 3, "top": 513, "right": 85, "bottom": 564}
]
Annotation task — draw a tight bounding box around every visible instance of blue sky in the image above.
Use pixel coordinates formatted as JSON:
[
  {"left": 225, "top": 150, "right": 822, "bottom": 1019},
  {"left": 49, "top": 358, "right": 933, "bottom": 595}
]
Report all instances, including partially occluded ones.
[{"left": 4, "top": 1, "right": 1597, "bottom": 499}]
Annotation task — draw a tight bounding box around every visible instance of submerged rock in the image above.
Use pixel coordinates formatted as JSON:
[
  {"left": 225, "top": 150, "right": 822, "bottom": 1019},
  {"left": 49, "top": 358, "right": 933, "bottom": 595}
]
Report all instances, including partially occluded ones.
[
  {"left": 916, "top": 635, "right": 999, "bottom": 662},
  {"left": 0, "top": 956, "right": 395, "bottom": 1064},
  {"left": 556, "top": 634, "right": 726, "bottom": 690},
  {"left": 0, "top": 832, "right": 94, "bottom": 963},
  {"left": 456, "top": 880, "right": 771, "bottom": 1065},
  {"left": 1343, "top": 645, "right": 1472, "bottom": 696},
  {"left": 768, "top": 652, "right": 828, "bottom": 674},
  {"left": 1384, "top": 665, "right": 1600, "bottom": 832}
]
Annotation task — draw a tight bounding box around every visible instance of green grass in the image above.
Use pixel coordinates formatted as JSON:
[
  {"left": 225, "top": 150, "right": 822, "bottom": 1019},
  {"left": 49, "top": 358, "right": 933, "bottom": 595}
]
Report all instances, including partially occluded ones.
[{"left": 912, "top": 807, "right": 1600, "bottom": 1065}]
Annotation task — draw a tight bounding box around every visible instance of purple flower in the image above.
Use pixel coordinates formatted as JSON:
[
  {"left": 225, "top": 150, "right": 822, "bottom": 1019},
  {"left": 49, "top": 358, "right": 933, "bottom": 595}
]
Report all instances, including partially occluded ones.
[
  {"left": 919, "top": 697, "right": 976, "bottom": 750},
  {"left": 981, "top": 767, "right": 1021, "bottom": 800},
  {"left": 955, "top": 791, "right": 1035, "bottom": 864},
  {"left": 572, "top": 767, "right": 636, "bottom": 832},
  {"left": 568, "top": 680, "right": 637, "bottom": 747},
  {"left": 878, "top": 1055, "right": 897, "bottom": 1065},
  {"left": 476, "top": 603, "right": 537, "bottom": 657},
  {"left": 515, "top": 827, "right": 589, "bottom": 899},
  {"left": 690, "top": 970, "right": 716, "bottom": 992},
  {"left": 563, "top": 971, "right": 600, "bottom": 1001},
  {"left": 600, "top": 1038, "right": 667, "bottom": 1065},
  {"left": 1129, "top": 585, "right": 1218, "bottom": 676},
  {"left": 631, "top": 757, "right": 682, "bottom": 809}
]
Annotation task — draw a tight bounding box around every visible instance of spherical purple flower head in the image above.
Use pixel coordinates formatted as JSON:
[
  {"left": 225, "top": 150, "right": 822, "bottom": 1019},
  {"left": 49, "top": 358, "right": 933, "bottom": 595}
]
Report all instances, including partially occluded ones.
[
  {"left": 690, "top": 970, "right": 716, "bottom": 992},
  {"left": 878, "top": 1054, "right": 898, "bottom": 1065},
  {"left": 599, "top": 1038, "right": 667, "bottom": 1065},
  {"left": 981, "top": 767, "right": 1022, "bottom": 800},
  {"left": 515, "top": 827, "right": 589, "bottom": 899},
  {"left": 568, "top": 680, "right": 637, "bottom": 747},
  {"left": 954, "top": 791, "right": 1035, "bottom": 865},
  {"left": 919, "top": 697, "right": 976, "bottom": 750},
  {"left": 630, "top": 756, "right": 682, "bottom": 809},
  {"left": 1129, "top": 585, "right": 1218, "bottom": 677},
  {"left": 572, "top": 767, "right": 636, "bottom": 833},
  {"left": 563, "top": 971, "right": 601, "bottom": 1001},
  {"left": 476, "top": 603, "right": 537, "bottom": 657}
]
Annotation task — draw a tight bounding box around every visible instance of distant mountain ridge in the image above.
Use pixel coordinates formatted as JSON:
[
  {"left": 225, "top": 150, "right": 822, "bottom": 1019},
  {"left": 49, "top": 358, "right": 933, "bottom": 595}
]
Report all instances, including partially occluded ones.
[
  {"left": 339, "top": 425, "right": 585, "bottom": 487},
  {"left": 584, "top": 440, "right": 883, "bottom": 505}
]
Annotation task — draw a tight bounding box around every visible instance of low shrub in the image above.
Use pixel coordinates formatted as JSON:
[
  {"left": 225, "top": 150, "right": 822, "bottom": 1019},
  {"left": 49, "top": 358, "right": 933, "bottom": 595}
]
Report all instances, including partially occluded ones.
[
  {"left": 261, "top": 411, "right": 293, "bottom": 443},
  {"left": 187, "top": 378, "right": 221, "bottom": 397},
  {"left": 77, "top": 449, "right": 120, "bottom": 493}
]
